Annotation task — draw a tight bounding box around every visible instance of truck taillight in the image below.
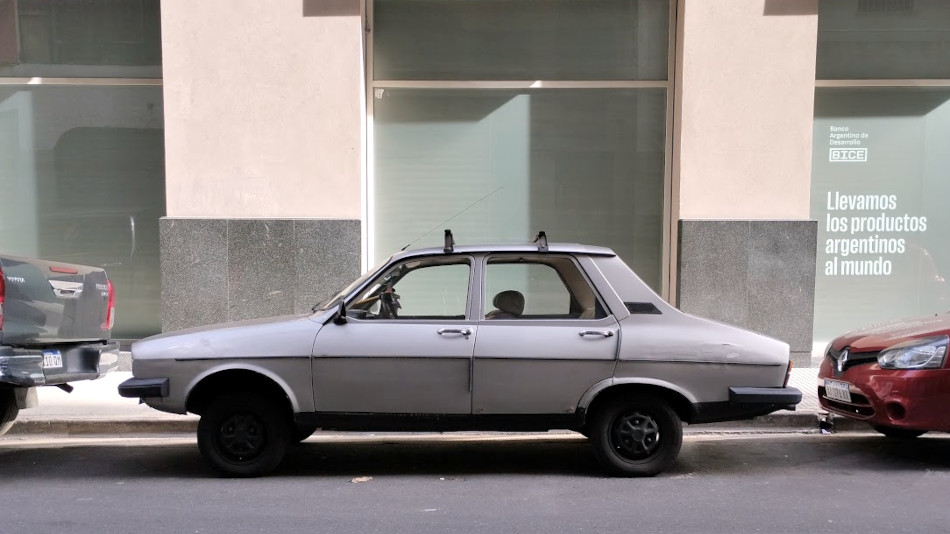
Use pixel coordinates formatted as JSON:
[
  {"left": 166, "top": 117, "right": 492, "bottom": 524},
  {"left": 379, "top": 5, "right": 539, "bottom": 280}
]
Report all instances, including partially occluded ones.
[
  {"left": 0, "top": 266, "right": 5, "bottom": 330},
  {"left": 102, "top": 279, "right": 115, "bottom": 331}
]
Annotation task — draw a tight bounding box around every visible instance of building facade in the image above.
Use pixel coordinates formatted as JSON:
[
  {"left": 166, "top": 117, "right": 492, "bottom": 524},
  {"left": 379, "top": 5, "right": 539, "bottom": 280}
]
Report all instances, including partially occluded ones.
[{"left": 2, "top": 0, "right": 948, "bottom": 367}]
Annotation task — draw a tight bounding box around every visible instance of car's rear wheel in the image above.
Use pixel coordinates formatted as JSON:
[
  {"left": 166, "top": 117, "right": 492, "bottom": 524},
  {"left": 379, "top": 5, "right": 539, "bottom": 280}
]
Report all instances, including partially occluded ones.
[
  {"left": 873, "top": 425, "right": 926, "bottom": 439},
  {"left": 197, "top": 392, "right": 291, "bottom": 477},
  {"left": 0, "top": 388, "right": 19, "bottom": 436},
  {"left": 590, "top": 395, "right": 682, "bottom": 477}
]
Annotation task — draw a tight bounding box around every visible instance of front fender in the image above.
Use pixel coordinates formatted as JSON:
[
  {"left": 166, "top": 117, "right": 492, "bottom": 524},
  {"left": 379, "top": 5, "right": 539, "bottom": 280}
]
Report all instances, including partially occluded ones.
[{"left": 185, "top": 361, "right": 305, "bottom": 413}]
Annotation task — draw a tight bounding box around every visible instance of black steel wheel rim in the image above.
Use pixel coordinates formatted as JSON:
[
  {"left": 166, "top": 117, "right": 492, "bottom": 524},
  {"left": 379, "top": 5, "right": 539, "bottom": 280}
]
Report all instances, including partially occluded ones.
[
  {"left": 608, "top": 410, "right": 661, "bottom": 461},
  {"left": 217, "top": 412, "right": 267, "bottom": 463}
]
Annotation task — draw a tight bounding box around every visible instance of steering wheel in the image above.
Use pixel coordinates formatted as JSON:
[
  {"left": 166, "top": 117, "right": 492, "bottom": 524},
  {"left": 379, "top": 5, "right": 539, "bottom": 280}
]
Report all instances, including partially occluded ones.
[{"left": 379, "top": 289, "right": 399, "bottom": 319}]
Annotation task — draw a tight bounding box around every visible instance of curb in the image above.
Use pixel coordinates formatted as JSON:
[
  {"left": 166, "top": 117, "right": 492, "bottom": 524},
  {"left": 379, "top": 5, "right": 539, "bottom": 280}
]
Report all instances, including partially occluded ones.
[
  {"left": 697, "top": 411, "right": 870, "bottom": 432},
  {"left": 8, "top": 418, "right": 198, "bottom": 436},
  {"left": 5, "top": 411, "right": 871, "bottom": 436}
]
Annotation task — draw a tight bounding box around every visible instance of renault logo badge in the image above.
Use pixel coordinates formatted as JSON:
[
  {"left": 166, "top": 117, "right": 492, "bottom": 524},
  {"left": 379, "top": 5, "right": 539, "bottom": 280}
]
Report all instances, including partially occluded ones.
[{"left": 837, "top": 348, "right": 849, "bottom": 373}]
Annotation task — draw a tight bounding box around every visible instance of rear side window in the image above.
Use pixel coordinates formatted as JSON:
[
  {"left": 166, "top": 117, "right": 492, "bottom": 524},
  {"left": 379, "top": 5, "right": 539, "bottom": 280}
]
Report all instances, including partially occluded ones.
[{"left": 483, "top": 256, "right": 606, "bottom": 320}]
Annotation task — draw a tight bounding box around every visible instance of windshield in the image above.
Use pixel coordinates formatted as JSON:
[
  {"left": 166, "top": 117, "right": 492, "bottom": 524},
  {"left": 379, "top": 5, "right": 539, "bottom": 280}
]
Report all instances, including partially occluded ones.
[{"left": 312, "top": 258, "right": 391, "bottom": 312}]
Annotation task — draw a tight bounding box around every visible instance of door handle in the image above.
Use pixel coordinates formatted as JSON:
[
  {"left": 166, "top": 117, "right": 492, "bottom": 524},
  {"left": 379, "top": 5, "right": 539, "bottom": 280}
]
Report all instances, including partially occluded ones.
[
  {"left": 579, "top": 330, "right": 614, "bottom": 338},
  {"left": 437, "top": 328, "right": 472, "bottom": 339}
]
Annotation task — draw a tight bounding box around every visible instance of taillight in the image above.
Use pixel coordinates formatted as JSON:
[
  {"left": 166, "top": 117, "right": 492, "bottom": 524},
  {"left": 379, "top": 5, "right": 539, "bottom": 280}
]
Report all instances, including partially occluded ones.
[
  {"left": 0, "top": 266, "right": 5, "bottom": 330},
  {"left": 784, "top": 360, "right": 793, "bottom": 388},
  {"left": 102, "top": 279, "right": 116, "bottom": 331}
]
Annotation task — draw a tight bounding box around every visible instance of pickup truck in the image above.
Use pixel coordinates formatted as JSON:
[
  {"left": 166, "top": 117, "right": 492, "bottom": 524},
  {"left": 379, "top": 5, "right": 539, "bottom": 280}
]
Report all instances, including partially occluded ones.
[{"left": 0, "top": 254, "right": 120, "bottom": 434}]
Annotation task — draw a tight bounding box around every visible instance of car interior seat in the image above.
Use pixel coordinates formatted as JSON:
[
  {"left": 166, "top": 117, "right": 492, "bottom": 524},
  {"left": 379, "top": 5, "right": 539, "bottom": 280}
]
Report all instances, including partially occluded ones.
[{"left": 485, "top": 290, "right": 525, "bottom": 319}]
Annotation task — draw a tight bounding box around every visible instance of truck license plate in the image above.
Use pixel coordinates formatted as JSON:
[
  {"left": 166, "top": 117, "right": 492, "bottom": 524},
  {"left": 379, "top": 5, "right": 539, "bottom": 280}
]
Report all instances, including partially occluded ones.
[
  {"left": 42, "top": 350, "right": 63, "bottom": 369},
  {"left": 824, "top": 379, "right": 851, "bottom": 403}
]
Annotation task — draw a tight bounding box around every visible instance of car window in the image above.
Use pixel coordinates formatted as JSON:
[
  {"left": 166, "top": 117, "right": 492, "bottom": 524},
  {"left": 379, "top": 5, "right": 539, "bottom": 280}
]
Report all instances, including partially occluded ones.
[
  {"left": 314, "top": 258, "right": 390, "bottom": 312},
  {"left": 349, "top": 258, "right": 471, "bottom": 320},
  {"left": 484, "top": 256, "right": 607, "bottom": 320}
]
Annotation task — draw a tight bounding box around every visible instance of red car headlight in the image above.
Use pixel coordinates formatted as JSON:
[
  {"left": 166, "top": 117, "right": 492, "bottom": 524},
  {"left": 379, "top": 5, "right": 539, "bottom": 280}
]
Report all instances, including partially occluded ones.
[{"left": 877, "top": 335, "right": 949, "bottom": 370}]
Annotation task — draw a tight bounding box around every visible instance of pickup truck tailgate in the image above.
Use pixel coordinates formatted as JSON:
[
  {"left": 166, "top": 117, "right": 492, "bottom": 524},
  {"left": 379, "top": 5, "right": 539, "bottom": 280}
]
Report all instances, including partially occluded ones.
[{"left": 0, "top": 254, "right": 112, "bottom": 345}]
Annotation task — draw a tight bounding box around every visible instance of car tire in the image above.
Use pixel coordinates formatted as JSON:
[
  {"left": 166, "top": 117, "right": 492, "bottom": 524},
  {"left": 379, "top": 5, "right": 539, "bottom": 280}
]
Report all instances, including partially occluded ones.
[
  {"left": 294, "top": 423, "right": 319, "bottom": 443},
  {"left": 873, "top": 425, "right": 926, "bottom": 440},
  {"left": 0, "top": 388, "right": 18, "bottom": 436},
  {"left": 590, "top": 395, "right": 682, "bottom": 477},
  {"left": 197, "top": 392, "right": 291, "bottom": 477}
]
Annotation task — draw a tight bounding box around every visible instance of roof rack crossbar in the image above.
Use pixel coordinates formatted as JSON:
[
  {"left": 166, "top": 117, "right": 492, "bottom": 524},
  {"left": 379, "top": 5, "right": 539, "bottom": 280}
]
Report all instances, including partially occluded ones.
[
  {"left": 444, "top": 229, "right": 455, "bottom": 253},
  {"left": 534, "top": 231, "right": 548, "bottom": 252}
]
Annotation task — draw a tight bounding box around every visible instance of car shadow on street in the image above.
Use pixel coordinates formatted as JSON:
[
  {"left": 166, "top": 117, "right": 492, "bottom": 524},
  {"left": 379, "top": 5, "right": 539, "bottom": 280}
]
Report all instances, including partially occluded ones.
[
  {"left": 0, "top": 441, "right": 211, "bottom": 480},
  {"left": 673, "top": 433, "right": 950, "bottom": 476},
  {"left": 3, "top": 433, "right": 949, "bottom": 480},
  {"left": 278, "top": 437, "right": 601, "bottom": 477}
]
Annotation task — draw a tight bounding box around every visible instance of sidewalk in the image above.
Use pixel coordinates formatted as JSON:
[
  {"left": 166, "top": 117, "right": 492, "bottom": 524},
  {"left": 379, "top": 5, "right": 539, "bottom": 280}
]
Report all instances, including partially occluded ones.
[{"left": 5, "top": 367, "right": 855, "bottom": 436}]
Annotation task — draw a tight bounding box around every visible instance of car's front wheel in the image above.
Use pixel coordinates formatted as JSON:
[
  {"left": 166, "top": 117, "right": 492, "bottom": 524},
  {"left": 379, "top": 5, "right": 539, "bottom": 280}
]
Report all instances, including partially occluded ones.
[
  {"left": 197, "top": 392, "right": 291, "bottom": 477},
  {"left": 590, "top": 395, "right": 682, "bottom": 477},
  {"left": 873, "top": 424, "right": 926, "bottom": 440},
  {"left": 294, "top": 422, "right": 319, "bottom": 443},
  {"left": 0, "top": 388, "right": 19, "bottom": 436}
]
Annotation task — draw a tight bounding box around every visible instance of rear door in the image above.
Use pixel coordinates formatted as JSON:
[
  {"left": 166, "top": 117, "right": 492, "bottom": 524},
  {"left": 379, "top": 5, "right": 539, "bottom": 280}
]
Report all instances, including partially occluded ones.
[{"left": 473, "top": 254, "right": 619, "bottom": 415}]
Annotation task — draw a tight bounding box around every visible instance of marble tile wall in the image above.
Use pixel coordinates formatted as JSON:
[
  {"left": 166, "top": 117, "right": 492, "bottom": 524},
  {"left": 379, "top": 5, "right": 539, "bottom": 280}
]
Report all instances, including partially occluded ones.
[
  {"left": 160, "top": 218, "right": 361, "bottom": 331},
  {"left": 678, "top": 220, "right": 818, "bottom": 367}
]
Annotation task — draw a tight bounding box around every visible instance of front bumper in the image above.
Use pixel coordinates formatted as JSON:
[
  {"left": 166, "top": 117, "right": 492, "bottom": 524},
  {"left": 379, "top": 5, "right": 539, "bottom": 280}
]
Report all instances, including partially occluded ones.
[
  {"left": 118, "top": 377, "right": 169, "bottom": 398},
  {"left": 0, "top": 341, "right": 120, "bottom": 387},
  {"left": 817, "top": 358, "right": 950, "bottom": 431}
]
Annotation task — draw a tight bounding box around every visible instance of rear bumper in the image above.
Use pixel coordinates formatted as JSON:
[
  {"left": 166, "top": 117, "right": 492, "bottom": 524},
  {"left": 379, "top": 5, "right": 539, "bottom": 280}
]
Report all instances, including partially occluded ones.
[
  {"left": 691, "top": 386, "right": 802, "bottom": 424},
  {"left": 729, "top": 386, "right": 803, "bottom": 407},
  {"left": 0, "top": 341, "right": 120, "bottom": 387}
]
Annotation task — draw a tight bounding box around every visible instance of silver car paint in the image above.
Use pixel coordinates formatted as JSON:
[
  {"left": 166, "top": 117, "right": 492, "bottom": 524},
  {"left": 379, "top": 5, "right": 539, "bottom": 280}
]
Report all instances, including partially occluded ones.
[
  {"left": 128, "top": 243, "right": 792, "bottom": 418},
  {"left": 472, "top": 317, "right": 619, "bottom": 414},
  {"left": 135, "top": 357, "right": 313, "bottom": 414},
  {"left": 131, "top": 314, "right": 322, "bottom": 413},
  {"left": 312, "top": 320, "right": 476, "bottom": 414}
]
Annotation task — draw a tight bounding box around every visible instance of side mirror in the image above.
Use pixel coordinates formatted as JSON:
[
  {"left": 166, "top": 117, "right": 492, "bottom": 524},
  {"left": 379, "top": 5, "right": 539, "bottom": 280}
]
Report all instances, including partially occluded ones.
[{"left": 333, "top": 301, "right": 348, "bottom": 325}]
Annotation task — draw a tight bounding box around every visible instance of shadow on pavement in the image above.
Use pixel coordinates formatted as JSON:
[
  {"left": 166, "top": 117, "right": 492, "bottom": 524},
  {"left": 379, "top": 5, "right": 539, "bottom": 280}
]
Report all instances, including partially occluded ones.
[{"left": 1, "top": 433, "right": 949, "bottom": 480}]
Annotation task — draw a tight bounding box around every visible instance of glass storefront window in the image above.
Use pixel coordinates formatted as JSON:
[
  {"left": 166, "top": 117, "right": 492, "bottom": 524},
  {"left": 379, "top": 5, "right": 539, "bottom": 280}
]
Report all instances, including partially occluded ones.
[
  {"left": 817, "top": 0, "right": 950, "bottom": 80},
  {"left": 810, "top": 88, "right": 950, "bottom": 344},
  {"left": 0, "top": 85, "right": 165, "bottom": 339},
  {"left": 373, "top": 88, "right": 667, "bottom": 291},
  {"left": 371, "top": 0, "right": 672, "bottom": 294},
  {"left": 1, "top": 0, "right": 163, "bottom": 340},
  {"left": 0, "top": 0, "right": 162, "bottom": 78},
  {"left": 373, "top": 0, "right": 669, "bottom": 81}
]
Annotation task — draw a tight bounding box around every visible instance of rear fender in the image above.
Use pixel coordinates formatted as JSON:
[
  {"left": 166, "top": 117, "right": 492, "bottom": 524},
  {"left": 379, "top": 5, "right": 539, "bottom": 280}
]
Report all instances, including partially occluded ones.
[{"left": 578, "top": 377, "right": 698, "bottom": 413}]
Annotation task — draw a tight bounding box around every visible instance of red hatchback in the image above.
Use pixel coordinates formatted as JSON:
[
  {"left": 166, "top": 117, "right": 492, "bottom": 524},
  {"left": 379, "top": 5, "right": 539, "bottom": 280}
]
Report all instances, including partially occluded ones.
[{"left": 818, "top": 314, "right": 950, "bottom": 438}]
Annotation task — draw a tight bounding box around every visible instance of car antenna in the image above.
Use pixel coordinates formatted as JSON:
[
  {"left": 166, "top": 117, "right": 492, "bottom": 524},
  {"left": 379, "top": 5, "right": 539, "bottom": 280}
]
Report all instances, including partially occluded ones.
[
  {"left": 533, "top": 230, "right": 549, "bottom": 252},
  {"left": 400, "top": 186, "right": 504, "bottom": 251}
]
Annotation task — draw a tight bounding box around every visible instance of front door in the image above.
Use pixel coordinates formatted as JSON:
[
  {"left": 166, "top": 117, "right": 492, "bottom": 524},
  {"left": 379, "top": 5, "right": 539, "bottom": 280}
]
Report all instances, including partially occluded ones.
[{"left": 312, "top": 256, "right": 475, "bottom": 414}]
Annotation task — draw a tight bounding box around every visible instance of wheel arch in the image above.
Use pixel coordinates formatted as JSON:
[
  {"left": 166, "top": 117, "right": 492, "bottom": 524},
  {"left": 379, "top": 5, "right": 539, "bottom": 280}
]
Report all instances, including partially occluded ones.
[
  {"left": 579, "top": 379, "right": 697, "bottom": 426},
  {"left": 185, "top": 365, "right": 299, "bottom": 416}
]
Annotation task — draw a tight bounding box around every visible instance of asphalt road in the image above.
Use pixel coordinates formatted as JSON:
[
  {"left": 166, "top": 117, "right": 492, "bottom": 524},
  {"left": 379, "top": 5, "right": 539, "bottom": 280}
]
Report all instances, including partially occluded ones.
[{"left": 1, "top": 431, "right": 948, "bottom": 534}]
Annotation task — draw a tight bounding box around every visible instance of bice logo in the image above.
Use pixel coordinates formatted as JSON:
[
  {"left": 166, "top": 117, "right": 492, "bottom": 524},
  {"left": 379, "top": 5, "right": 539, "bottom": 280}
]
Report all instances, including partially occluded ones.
[{"left": 829, "top": 148, "right": 867, "bottom": 162}]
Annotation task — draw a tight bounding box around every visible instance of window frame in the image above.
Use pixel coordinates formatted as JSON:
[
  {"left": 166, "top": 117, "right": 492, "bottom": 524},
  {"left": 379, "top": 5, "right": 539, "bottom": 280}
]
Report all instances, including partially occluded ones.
[
  {"left": 345, "top": 254, "right": 477, "bottom": 322},
  {"left": 363, "top": 0, "right": 678, "bottom": 301},
  {"left": 480, "top": 253, "right": 610, "bottom": 321},
  {"left": 810, "top": 0, "right": 950, "bottom": 358}
]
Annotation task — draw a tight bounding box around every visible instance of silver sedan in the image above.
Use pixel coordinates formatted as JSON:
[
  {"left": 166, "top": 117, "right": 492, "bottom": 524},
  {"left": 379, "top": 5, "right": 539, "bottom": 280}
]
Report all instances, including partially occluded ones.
[{"left": 120, "top": 234, "right": 801, "bottom": 477}]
